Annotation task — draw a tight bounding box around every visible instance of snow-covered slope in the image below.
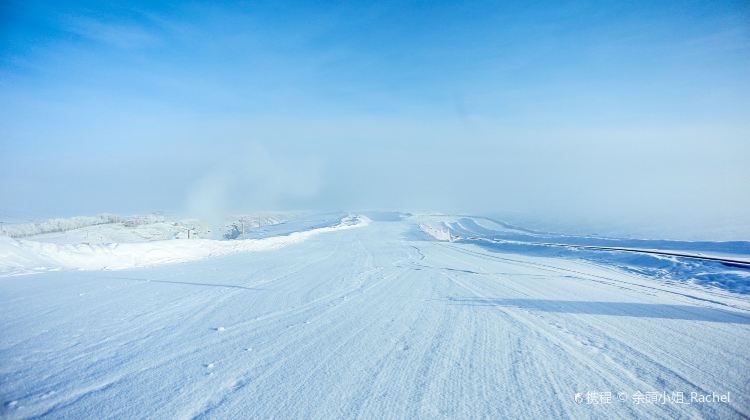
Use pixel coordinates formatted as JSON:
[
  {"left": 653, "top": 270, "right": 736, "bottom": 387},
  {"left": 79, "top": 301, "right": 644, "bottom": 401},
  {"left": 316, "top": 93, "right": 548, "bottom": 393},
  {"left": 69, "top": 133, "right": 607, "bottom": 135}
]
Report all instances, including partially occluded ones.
[
  {"left": 0, "top": 214, "right": 748, "bottom": 419},
  {"left": 418, "top": 215, "right": 750, "bottom": 294},
  {"left": 0, "top": 215, "right": 368, "bottom": 275}
]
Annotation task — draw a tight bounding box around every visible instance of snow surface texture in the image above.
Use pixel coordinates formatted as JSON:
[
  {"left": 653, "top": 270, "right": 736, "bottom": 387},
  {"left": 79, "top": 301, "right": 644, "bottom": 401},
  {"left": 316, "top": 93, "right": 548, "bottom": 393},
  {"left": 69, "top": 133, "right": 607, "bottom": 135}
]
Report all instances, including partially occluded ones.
[
  {"left": 419, "top": 216, "right": 750, "bottom": 294},
  {"left": 1, "top": 213, "right": 749, "bottom": 419}
]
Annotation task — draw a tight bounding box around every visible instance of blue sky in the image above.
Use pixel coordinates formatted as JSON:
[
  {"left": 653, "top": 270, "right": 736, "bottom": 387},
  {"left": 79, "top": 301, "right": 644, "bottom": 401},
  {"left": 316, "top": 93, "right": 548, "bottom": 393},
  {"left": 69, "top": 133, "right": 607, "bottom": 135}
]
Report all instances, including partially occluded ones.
[{"left": 1, "top": 0, "right": 749, "bottom": 238}]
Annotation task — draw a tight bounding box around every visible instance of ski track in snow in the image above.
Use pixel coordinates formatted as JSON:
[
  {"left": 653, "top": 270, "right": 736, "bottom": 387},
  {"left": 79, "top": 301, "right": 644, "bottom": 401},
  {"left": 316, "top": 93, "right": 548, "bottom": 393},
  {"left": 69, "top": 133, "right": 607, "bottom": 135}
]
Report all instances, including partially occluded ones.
[{"left": 1, "top": 217, "right": 749, "bottom": 419}]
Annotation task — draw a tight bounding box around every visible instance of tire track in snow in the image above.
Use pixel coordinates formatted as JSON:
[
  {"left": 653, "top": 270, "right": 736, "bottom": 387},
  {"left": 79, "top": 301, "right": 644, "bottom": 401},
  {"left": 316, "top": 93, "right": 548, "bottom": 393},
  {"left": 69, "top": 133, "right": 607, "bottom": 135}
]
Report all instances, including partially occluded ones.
[
  {"left": 178, "top": 238, "right": 404, "bottom": 418},
  {"left": 432, "top": 244, "right": 749, "bottom": 419}
]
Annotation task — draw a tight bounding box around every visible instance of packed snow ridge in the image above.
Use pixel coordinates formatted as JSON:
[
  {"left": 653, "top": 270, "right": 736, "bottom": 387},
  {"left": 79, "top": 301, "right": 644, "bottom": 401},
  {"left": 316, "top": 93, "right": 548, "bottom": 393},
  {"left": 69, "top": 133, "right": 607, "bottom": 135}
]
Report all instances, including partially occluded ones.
[{"left": 0, "top": 215, "right": 369, "bottom": 275}]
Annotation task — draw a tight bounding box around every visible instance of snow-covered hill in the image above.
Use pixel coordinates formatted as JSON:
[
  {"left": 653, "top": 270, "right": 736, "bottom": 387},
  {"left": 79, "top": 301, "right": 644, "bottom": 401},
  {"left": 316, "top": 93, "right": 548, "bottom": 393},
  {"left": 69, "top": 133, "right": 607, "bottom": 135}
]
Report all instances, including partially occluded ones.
[{"left": 1, "top": 213, "right": 748, "bottom": 419}]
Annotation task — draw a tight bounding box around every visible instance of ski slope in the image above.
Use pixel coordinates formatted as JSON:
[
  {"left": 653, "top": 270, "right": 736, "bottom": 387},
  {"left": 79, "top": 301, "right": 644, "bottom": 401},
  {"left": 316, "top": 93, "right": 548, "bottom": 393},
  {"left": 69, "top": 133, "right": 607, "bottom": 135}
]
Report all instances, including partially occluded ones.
[{"left": 1, "top": 215, "right": 749, "bottom": 419}]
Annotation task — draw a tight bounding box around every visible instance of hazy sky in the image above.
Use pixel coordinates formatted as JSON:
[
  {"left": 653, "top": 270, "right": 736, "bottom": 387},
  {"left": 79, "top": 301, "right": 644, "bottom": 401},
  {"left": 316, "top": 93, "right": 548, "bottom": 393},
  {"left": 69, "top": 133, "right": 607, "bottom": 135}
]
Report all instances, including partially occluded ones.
[{"left": 1, "top": 0, "right": 748, "bottom": 238}]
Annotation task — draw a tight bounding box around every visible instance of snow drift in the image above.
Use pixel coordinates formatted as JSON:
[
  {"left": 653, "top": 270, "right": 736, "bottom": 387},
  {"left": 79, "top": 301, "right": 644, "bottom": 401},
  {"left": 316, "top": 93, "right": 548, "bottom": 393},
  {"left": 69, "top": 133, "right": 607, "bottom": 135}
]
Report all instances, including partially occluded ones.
[
  {"left": 0, "top": 215, "right": 369, "bottom": 275},
  {"left": 416, "top": 215, "right": 750, "bottom": 294}
]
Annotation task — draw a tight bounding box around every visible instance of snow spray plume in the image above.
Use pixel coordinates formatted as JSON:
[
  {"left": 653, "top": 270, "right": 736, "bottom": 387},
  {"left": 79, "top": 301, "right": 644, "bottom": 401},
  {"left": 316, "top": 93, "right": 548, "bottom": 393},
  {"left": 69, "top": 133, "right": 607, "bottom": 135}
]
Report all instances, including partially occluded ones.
[{"left": 185, "top": 143, "right": 322, "bottom": 233}]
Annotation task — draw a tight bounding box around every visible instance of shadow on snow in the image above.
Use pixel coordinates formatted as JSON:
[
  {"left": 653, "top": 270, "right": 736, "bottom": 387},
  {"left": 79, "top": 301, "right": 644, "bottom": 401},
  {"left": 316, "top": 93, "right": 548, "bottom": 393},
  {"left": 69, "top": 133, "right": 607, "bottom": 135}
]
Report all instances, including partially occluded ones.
[{"left": 447, "top": 297, "right": 750, "bottom": 324}]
